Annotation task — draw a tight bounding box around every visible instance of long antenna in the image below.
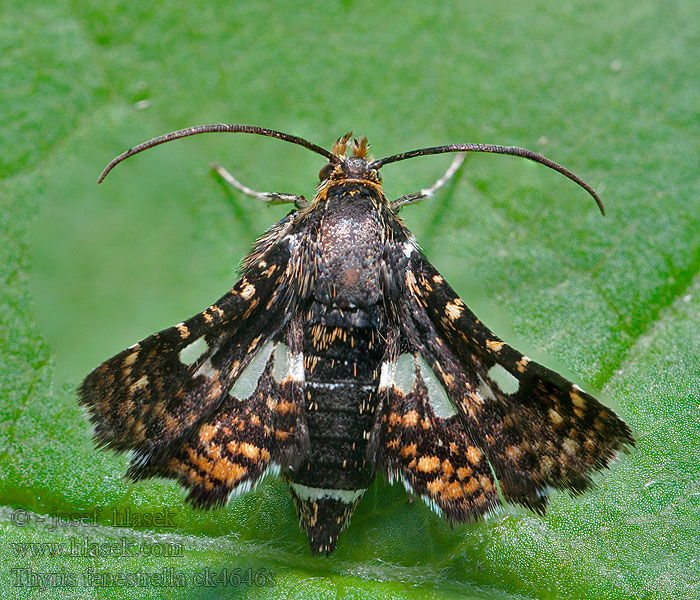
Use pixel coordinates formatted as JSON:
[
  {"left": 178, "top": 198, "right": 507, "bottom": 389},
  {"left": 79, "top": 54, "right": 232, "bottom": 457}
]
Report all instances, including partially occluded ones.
[
  {"left": 370, "top": 144, "right": 605, "bottom": 215},
  {"left": 98, "top": 124, "right": 338, "bottom": 183}
]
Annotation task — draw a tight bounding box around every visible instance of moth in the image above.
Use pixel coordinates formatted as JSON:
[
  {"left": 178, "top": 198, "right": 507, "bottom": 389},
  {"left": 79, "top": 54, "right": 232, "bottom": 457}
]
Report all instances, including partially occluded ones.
[{"left": 80, "top": 124, "right": 634, "bottom": 555}]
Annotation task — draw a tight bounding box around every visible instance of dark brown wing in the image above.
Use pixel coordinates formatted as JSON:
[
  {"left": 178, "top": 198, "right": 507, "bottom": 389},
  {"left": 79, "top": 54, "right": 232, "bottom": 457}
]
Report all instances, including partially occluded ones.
[
  {"left": 397, "top": 251, "right": 634, "bottom": 513},
  {"left": 79, "top": 235, "right": 295, "bottom": 468}
]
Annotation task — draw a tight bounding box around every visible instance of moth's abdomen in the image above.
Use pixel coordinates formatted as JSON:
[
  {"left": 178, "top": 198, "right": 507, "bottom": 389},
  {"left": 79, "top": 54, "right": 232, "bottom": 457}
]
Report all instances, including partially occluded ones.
[
  {"left": 285, "top": 315, "right": 383, "bottom": 555},
  {"left": 297, "top": 322, "right": 381, "bottom": 486}
]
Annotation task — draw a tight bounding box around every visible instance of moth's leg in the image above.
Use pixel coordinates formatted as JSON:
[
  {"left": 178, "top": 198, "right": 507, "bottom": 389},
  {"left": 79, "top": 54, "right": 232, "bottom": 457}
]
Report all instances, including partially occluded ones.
[
  {"left": 391, "top": 153, "right": 466, "bottom": 210},
  {"left": 212, "top": 162, "right": 308, "bottom": 209}
]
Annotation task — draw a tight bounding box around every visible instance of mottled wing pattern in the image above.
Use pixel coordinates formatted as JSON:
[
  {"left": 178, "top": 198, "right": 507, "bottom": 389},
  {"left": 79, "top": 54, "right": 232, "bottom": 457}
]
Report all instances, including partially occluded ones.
[
  {"left": 133, "top": 341, "right": 309, "bottom": 508},
  {"left": 369, "top": 352, "right": 500, "bottom": 522},
  {"left": 401, "top": 252, "right": 634, "bottom": 512},
  {"left": 79, "top": 239, "right": 293, "bottom": 469}
]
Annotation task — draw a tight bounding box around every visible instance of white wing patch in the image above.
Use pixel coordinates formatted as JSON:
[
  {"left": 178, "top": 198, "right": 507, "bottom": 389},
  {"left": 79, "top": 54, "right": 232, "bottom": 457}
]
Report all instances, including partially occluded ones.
[
  {"left": 289, "top": 352, "right": 305, "bottom": 383},
  {"left": 477, "top": 375, "right": 497, "bottom": 402},
  {"left": 393, "top": 353, "right": 415, "bottom": 393},
  {"left": 228, "top": 342, "right": 275, "bottom": 400},
  {"left": 179, "top": 336, "right": 208, "bottom": 366},
  {"left": 417, "top": 355, "right": 457, "bottom": 418},
  {"left": 487, "top": 364, "right": 520, "bottom": 395},
  {"left": 195, "top": 357, "right": 218, "bottom": 379},
  {"left": 271, "top": 342, "right": 304, "bottom": 383},
  {"left": 272, "top": 342, "right": 290, "bottom": 383},
  {"left": 475, "top": 364, "right": 520, "bottom": 406},
  {"left": 392, "top": 353, "right": 457, "bottom": 419},
  {"left": 378, "top": 359, "right": 395, "bottom": 392}
]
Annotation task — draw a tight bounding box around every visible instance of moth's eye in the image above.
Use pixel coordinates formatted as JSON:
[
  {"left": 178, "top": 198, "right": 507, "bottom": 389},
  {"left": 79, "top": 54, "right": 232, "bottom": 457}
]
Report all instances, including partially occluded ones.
[{"left": 319, "top": 163, "right": 334, "bottom": 180}]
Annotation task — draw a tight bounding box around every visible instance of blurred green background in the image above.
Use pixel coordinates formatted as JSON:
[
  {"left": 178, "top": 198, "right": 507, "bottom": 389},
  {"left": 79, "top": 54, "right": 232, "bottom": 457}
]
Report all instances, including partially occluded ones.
[{"left": 2, "top": 1, "right": 699, "bottom": 598}]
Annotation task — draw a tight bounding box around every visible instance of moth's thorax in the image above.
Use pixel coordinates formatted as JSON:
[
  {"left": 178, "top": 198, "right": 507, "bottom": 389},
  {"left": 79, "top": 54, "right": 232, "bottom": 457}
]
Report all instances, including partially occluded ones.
[{"left": 314, "top": 183, "right": 385, "bottom": 309}]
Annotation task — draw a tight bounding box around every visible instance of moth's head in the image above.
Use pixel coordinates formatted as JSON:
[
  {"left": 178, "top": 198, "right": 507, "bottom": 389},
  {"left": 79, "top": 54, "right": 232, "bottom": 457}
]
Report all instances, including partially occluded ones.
[
  {"left": 318, "top": 133, "right": 382, "bottom": 186},
  {"left": 96, "top": 124, "right": 604, "bottom": 217}
]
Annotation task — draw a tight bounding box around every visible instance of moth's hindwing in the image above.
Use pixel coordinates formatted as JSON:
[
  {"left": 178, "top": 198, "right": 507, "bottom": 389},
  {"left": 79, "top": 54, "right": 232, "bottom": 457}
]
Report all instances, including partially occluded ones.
[
  {"left": 134, "top": 339, "right": 308, "bottom": 508},
  {"left": 78, "top": 238, "right": 294, "bottom": 470},
  {"left": 369, "top": 351, "right": 501, "bottom": 521},
  {"left": 396, "top": 251, "right": 634, "bottom": 513}
]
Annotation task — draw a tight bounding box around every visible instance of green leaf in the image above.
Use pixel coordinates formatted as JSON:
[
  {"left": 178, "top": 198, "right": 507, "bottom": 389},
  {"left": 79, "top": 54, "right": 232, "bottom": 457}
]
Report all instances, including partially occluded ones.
[{"left": 2, "top": 1, "right": 698, "bottom": 598}]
